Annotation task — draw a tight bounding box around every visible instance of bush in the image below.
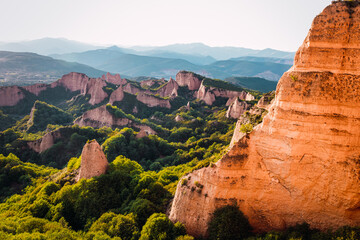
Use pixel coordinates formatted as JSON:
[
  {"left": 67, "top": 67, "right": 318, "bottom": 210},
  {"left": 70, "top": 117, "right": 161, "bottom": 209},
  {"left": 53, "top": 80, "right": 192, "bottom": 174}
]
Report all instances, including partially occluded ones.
[{"left": 139, "top": 213, "right": 185, "bottom": 240}]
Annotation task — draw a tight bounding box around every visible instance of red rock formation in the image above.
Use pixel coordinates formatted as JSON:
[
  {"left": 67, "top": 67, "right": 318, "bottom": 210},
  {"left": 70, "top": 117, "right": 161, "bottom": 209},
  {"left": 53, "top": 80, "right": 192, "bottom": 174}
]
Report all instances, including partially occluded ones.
[
  {"left": 176, "top": 71, "right": 202, "bottom": 91},
  {"left": 53, "top": 72, "right": 108, "bottom": 105},
  {"left": 102, "top": 72, "right": 126, "bottom": 85},
  {"left": 135, "top": 125, "right": 157, "bottom": 139},
  {"left": 169, "top": 1, "right": 360, "bottom": 237},
  {"left": 196, "top": 82, "right": 254, "bottom": 105},
  {"left": 24, "top": 83, "right": 48, "bottom": 96},
  {"left": 226, "top": 97, "right": 249, "bottom": 119},
  {"left": 109, "top": 86, "right": 124, "bottom": 104},
  {"left": 136, "top": 92, "right": 171, "bottom": 109},
  {"left": 74, "top": 105, "right": 131, "bottom": 128},
  {"left": 156, "top": 77, "right": 179, "bottom": 98},
  {"left": 76, "top": 140, "right": 108, "bottom": 180},
  {"left": 27, "top": 130, "right": 62, "bottom": 153},
  {"left": 0, "top": 86, "right": 25, "bottom": 106}
]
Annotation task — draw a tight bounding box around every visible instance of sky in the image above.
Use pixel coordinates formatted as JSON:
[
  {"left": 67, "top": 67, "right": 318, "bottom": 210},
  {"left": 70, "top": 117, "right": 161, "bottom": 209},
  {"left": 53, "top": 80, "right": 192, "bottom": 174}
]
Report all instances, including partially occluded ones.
[{"left": 0, "top": 0, "right": 330, "bottom": 51}]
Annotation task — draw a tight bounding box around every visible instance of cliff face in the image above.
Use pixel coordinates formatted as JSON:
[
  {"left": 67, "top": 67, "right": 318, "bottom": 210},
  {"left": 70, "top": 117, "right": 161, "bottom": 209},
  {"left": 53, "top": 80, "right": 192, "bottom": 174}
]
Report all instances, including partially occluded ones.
[
  {"left": 24, "top": 83, "right": 48, "bottom": 96},
  {"left": 74, "top": 105, "right": 131, "bottom": 128},
  {"left": 136, "top": 92, "right": 171, "bottom": 109},
  {"left": 76, "top": 140, "right": 108, "bottom": 181},
  {"left": 176, "top": 71, "right": 202, "bottom": 91},
  {"left": 169, "top": 2, "right": 360, "bottom": 237},
  {"left": 0, "top": 86, "right": 25, "bottom": 106},
  {"left": 196, "top": 82, "right": 255, "bottom": 105}
]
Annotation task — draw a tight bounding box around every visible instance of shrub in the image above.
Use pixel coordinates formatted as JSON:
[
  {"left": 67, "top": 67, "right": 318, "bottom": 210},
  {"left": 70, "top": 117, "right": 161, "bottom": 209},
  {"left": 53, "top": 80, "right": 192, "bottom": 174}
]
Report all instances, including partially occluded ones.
[{"left": 240, "top": 123, "right": 253, "bottom": 134}]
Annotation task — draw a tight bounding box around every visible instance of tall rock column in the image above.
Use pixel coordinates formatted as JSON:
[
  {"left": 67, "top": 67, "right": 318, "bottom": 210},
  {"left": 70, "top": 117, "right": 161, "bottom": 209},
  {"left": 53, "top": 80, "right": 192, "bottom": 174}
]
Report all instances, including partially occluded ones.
[{"left": 169, "top": 1, "right": 360, "bottom": 237}]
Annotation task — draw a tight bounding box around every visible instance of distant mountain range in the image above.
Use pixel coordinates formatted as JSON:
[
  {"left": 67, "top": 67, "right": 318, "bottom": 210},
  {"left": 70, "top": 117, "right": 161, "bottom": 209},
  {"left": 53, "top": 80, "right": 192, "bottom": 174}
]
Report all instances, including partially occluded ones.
[
  {"left": 51, "top": 46, "right": 292, "bottom": 81},
  {"left": 0, "top": 51, "right": 105, "bottom": 86},
  {"left": 0, "top": 38, "right": 294, "bottom": 87}
]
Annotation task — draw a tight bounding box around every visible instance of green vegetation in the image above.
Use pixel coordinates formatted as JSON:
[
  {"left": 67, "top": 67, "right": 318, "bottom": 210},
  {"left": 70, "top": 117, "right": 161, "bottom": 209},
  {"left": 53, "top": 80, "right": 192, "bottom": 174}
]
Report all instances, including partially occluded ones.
[
  {"left": 240, "top": 123, "right": 253, "bottom": 134},
  {"left": 27, "top": 101, "right": 73, "bottom": 133},
  {"left": 224, "top": 76, "right": 277, "bottom": 93},
  {"left": 0, "top": 70, "right": 358, "bottom": 239},
  {"left": 0, "top": 110, "right": 15, "bottom": 131},
  {"left": 202, "top": 78, "right": 245, "bottom": 92}
]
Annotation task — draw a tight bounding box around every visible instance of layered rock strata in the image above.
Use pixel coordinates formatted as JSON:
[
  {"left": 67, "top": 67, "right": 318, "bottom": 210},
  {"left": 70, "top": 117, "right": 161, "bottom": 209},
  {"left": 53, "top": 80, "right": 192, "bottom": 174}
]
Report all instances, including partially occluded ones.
[
  {"left": 76, "top": 140, "right": 108, "bottom": 181},
  {"left": 169, "top": 1, "right": 360, "bottom": 237}
]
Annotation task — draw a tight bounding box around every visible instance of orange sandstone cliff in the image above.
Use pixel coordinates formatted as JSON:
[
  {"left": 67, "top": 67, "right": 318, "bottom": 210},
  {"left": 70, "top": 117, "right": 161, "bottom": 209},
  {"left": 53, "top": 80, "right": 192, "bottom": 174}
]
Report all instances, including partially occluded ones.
[{"left": 169, "top": 1, "right": 360, "bottom": 237}]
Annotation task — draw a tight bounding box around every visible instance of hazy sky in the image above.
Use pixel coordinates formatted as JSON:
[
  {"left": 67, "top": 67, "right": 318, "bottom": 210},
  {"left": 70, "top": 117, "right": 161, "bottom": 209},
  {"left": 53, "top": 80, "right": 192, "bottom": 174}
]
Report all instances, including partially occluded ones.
[{"left": 0, "top": 0, "right": 330, "bottom": 51}]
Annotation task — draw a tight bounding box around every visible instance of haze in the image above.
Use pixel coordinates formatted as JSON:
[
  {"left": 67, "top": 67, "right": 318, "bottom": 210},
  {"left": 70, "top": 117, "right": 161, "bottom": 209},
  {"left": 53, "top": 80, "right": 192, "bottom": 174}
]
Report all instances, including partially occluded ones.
[{"left": 0, "top": 0, "right": 329, "bottom": 51}]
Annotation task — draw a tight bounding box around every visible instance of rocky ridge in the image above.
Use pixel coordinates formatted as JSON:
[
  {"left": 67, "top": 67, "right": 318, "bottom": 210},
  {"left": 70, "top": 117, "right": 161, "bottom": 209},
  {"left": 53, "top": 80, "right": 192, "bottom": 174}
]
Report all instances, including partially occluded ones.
[{"left": 169, "top": 1, "right": 360, "bottom": 237}]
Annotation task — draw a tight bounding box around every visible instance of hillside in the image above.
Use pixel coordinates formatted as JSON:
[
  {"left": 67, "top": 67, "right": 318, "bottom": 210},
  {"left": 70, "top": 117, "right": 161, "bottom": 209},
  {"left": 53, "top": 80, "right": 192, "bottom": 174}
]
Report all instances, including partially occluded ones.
[
  {"left": 0, "top": 51, "right": 106, "bottom": 86},
  {"left": 224, "top": 76, "right": 278, "bottom": 92}
]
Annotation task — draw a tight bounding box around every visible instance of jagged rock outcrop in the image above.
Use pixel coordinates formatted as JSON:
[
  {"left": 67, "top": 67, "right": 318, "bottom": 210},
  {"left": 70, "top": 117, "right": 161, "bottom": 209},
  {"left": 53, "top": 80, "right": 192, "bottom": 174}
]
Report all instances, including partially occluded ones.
[
  {"left": 0, "top": 86, "right": 25, "bottom": 106},
  {"left": 136, "top": 92, "right": 171, "bottom": 109},
  {"left": 196, "top": 82, "right": 255, "bottom": 105},
  {"left": 53, "top": 72, "right": 108, "bottom": 105},
  {"left": 76, "top": 140, "right": 108, "bottom": 181},
  {"left": 226, "top": 97, "right": 249, "bottom": 119},
  {"left": 156, "top": 77, "right": 179, "bottom": 98},
  {"left": 176, "top": 71, "right": 202, "bottom": 91},
  {"left": 74, "top": 105, "right": 131, "bottom": 128},
  {"left": 27, "top": 129, "right": 62, "bottom": 153},
  {"left": 109, "top": 86, "right": 124, "bottom": 104},
  {"left": 101, "top": 72, "right": 126, "bottom": 85},
  {"left": 169, "top": 1, "right": 360, "bottom": 237}
]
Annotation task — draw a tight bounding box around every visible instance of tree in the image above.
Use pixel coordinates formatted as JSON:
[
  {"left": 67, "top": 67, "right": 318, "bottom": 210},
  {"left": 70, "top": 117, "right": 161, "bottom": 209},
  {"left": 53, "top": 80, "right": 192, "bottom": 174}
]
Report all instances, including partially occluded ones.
[
  {"left": 208, "top": 205, "right": 252, "bottom": 240},
  {"left": 139, "top": 213, "right": 185, "bottom": 240}
]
